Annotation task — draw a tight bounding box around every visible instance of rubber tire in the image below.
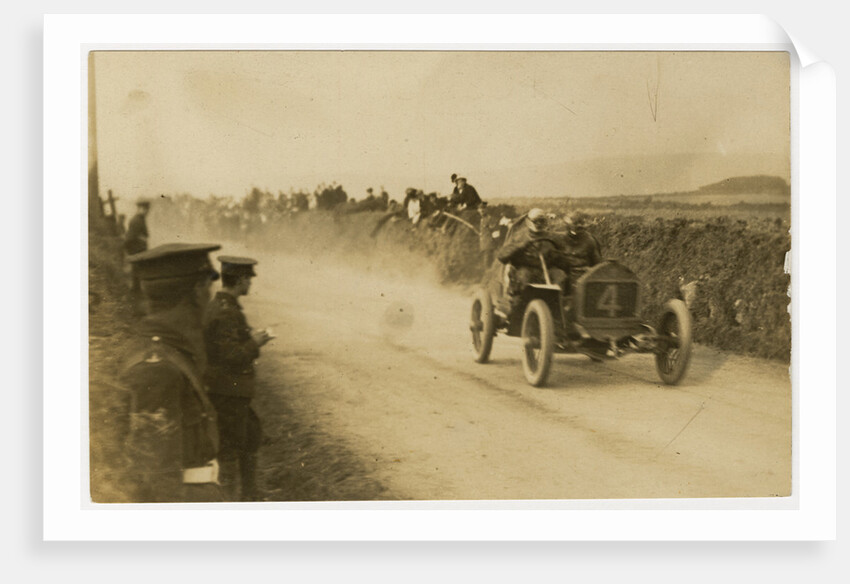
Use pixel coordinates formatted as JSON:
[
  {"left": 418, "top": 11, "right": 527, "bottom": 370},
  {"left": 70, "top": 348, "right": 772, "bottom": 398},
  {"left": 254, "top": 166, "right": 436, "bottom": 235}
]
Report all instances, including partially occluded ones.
[
  {"left": 521, "top": 299, "right": 555, "bottom": 387},
  {"left": 471, "top": 288, "right": 496, "bottom": 363},
  {"left": 654, "top": 298, "right": 694, "bottom": 385}
]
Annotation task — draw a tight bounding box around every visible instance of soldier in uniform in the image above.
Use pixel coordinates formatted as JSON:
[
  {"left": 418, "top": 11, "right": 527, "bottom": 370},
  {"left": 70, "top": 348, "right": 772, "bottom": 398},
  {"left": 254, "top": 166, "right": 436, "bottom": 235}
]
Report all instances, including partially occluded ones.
[
  {"left": 119, "top": 243, "right": 223, "bottom": 503},
  {"left": 203, "top": 256, "right": 273, "bottom": 501}
]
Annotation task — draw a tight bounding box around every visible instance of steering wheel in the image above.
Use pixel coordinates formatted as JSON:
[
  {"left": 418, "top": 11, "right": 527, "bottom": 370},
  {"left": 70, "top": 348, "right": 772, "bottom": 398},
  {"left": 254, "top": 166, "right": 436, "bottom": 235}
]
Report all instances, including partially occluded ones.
[
  {"left": 522, "top": 236, "right": 560, "bottom": 251},
  {"left": 522, "top": 237, "right": 562, "bottom": 282}
]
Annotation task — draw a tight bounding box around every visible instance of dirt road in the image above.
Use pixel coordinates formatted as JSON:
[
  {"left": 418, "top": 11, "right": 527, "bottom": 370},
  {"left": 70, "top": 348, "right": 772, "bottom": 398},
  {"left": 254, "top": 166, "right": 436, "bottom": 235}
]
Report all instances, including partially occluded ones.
[{"left": 238, "top": 248, "right": 791, "bottom": 501}]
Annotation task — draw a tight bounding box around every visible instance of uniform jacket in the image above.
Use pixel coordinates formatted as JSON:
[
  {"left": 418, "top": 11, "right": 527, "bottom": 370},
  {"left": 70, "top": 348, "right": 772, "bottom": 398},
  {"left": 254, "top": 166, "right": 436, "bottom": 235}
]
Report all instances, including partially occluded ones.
[
  {"left": 553, "top": 230, "right": 602, "bottom": 269},
  {"left": 124, "top": 213, "right": 149, "bottom": 255},
  {"left": 203, "top": 291, "right": 260, "bottom": 398},
  {"left": 119, "top": 307, "right": 220, "bottom": 502}
]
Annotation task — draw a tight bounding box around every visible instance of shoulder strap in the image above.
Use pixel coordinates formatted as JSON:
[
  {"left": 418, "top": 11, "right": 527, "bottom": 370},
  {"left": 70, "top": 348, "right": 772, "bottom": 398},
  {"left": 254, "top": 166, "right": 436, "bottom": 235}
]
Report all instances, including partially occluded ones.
[
  {"left": 154, "top": 344, "right": 216, "bottom": 412},
  {"left": 122, "top": 340, "right": 214, "bottom": 412}
]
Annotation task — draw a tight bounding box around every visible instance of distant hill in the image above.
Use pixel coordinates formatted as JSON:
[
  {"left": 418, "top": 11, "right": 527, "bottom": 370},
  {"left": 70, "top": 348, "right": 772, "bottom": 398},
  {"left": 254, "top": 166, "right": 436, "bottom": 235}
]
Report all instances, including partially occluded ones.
[
  {"left": 697, "top": 175, "right": 790, "bottom": 195},
  {"left": 467, "top": 152, "right": 790, "bottom": 199},
  {"left": 491, "top": 173, "right": 791, "bottom": 209},
  {"left": 637, "top": 174, "right": 791, "bottom": 205}
]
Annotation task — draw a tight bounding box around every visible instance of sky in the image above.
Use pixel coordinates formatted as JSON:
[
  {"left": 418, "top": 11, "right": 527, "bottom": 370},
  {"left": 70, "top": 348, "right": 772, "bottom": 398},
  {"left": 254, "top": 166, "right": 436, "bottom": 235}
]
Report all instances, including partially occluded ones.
[{"left": 91, "top": 50, "right": 790, "bottom": 215}]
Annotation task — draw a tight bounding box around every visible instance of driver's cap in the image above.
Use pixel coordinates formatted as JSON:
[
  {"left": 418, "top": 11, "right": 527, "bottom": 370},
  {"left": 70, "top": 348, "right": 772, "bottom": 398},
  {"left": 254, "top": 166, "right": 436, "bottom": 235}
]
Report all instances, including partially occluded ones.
[
  {"left": 566, "top": 211, "right": 591, "bottom": 229},
  {"left": 526, "top": 208, "right": 547, "bottom": 233}
]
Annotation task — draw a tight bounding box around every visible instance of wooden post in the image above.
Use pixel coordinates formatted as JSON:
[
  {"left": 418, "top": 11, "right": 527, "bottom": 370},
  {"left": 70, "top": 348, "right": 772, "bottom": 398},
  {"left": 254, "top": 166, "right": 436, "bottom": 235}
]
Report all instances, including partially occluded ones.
[
  {"left": 105, "top": 189, "right": 118, "bottom": 219},
  {"left": 88, "top": 52, "right": 105, "bottom": 228},
  {"left": 104, "top": 189, "right": 122, "bottom": 235}
]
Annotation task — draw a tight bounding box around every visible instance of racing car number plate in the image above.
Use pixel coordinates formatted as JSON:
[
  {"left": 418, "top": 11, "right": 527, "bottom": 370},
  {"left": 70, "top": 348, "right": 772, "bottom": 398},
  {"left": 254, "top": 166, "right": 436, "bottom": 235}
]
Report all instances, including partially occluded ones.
[{"left": 584, "top": 282, "right": 638, "bottom": 318}]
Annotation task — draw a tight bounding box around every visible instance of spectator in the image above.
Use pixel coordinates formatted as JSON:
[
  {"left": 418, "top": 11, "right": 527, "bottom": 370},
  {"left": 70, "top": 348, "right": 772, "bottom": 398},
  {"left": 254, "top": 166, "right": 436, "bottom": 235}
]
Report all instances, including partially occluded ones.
[
  {"left": 124, "top": 198, "right": 152, "bottom": 316},
  {"left": 449, "top": 176, "right": 483, "bottom": 210},
  {"left": 124, "top": 198, "right": 151, "bottom": 255},
  {"left": 203, "top": 256, "right": 273, "bottom": 501},
  {"left": 477, "top": 203, "right": 500, "bottom": 267},
  {"left": 119, "top": 243, "right": 223, "bottom": 502}
]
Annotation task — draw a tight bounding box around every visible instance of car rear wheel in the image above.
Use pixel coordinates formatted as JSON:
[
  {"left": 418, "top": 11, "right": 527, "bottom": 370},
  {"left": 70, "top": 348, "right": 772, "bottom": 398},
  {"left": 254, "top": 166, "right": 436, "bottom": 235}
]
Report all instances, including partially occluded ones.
[
  {"left": 655, "top": 299, "right": 693, "bottom": 385},
  {"left": 521, "top": 299, "right": 555, "bottom": 387},
  {"left": 470, "top": 288, "right": 495, "bottom": 363}
]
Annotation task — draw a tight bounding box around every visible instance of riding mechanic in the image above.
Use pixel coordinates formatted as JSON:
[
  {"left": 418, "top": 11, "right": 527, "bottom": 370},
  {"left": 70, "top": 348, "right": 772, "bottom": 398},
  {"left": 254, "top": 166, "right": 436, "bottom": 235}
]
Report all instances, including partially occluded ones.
[{"left": 554, "top": 211, "right": 602, "bottom": 282}]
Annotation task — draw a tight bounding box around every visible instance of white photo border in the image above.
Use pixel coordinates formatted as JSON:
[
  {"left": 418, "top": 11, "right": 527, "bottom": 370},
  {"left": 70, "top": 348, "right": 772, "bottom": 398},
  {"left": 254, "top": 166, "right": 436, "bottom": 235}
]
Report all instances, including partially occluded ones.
[{"left": 44, "top": 13, "right": 836, "bottom": 540}]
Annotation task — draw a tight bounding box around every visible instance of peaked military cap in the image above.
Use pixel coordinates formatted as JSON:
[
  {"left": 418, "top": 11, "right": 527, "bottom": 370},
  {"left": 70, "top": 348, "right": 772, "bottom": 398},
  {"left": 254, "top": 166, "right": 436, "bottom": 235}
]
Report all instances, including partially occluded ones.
[
  {"left": 128, "top": 243, "right": 221, "bottom": 281},
  {"left": 218, "top": 255, "right": 258, "bottom": 277},
  {"left": 136, "top": 197, "right": 152, "bottom": 208}
]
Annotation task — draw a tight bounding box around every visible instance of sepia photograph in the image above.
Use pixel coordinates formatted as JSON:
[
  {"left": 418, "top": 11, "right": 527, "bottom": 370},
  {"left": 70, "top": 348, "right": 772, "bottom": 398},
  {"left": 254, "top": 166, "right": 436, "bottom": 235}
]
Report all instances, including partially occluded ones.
[{"left": 86, "top": 48, "right": 792, "bottom": 505}]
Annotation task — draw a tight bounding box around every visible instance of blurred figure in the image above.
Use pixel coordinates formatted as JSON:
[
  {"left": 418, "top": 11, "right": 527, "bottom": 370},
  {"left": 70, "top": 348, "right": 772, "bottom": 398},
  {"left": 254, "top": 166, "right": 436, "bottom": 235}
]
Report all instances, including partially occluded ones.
[
  {"left": 379, "top": 186, "right": 389, "bottom": 211},
  {"left": 124, "top": 198, "right": 151, "bottom": 255},
  {"left": 402, "top": 187, "right": 418, "bottom": 213},
  {"left": 124, "top": 198, "right": 152, "bottom": 315},
  {"left": 203, "top": 256, "right": 273, "bottom": 501},
  {"left": 477, "top": 203, "right": 500, "bottom": 267},
  {"left": 119, "top": 243, "right": 223, "bottom": 502},
  {"left": 425, "top": 193, "right": 450, "bottom": 230},
  {"left": 370, "top": 192, "right": 408, "bottom": 237},
  {"left": 407, "top": 191, "right": 423, "bottom": 225}
]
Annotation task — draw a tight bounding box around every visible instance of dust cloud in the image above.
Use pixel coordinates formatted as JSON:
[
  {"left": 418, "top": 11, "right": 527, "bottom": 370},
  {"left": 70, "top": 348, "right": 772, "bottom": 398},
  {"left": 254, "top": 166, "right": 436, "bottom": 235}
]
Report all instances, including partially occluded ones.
[{"left": 150, "top": 208, "right": 473, "bottom": 349}]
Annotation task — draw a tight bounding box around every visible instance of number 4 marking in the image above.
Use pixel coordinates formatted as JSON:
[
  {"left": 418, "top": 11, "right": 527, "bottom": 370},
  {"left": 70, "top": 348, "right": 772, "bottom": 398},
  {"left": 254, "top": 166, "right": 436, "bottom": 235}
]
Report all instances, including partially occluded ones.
[{"left": 597, "top": 284, "right": 622, "bottom": 317}]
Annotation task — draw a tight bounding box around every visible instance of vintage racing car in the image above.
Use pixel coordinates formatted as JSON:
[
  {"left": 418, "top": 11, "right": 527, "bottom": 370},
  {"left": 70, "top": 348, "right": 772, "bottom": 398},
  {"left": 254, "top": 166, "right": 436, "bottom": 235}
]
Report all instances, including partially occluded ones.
[{"left": 469, "top": 227, "right": 693, "bottom": 387}]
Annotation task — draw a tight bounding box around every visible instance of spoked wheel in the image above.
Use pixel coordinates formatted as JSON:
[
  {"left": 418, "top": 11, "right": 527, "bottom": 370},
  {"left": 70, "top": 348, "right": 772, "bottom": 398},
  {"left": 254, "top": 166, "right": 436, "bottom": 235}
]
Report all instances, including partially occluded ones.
[
  {"left": 521, "top": 299, "right": 555, "bottom": 387},
  {"left": 654, "top": 299, "right": 694, "bottom": 385},
  {"left": 470, "top": 288, "right": 495, "bottom": 363}
]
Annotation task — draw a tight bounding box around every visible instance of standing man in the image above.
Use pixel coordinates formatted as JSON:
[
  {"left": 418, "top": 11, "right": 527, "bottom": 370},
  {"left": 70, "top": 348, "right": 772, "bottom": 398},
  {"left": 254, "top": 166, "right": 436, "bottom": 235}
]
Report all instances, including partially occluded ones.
[
  {"left": 119, "top": 243, "right": 223, "bottom": 502},
  {"left": 124, "top": 198, "right": 151, "bottom": 315},
  {"left": 124, "top": 198, "right": 151, "bottom": 255},
  {"left": 203, "top": 256, "right": 273, "bottom": 501}
]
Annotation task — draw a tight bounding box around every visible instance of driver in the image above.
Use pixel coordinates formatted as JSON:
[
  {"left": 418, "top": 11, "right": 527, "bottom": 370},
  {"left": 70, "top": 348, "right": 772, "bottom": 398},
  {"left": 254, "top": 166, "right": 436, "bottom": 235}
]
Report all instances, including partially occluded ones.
[{"left": 497, "top": 208, "right": 568, "bottom": 313}]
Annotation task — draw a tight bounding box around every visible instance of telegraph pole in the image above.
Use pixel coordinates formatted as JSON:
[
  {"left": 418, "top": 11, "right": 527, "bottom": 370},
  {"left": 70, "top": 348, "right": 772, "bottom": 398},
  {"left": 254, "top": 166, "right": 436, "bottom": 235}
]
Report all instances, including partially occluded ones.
[{"left": 88, "top": 51, "right": 104, "bottom": 229}]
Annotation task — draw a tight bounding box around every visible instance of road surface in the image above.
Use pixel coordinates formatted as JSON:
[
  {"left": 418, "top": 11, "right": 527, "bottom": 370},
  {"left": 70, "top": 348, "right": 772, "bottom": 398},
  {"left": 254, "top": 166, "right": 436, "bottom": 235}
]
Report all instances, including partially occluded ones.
[{"left": 240, "top": 249, "right": 791, "bottom": 501}]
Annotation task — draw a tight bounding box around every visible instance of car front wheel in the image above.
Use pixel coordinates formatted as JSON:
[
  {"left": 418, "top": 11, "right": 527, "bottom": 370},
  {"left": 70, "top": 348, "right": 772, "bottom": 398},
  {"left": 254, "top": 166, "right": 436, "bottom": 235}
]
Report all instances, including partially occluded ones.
[
  {"left": 470, "top": 288, "right": 495, "bottom": 363},
  {"left": 655, "top": 299, "right": 694, "bottom": 385},
  {"left": 521, "top": 299, "right": 555, "bottom": 387}
]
